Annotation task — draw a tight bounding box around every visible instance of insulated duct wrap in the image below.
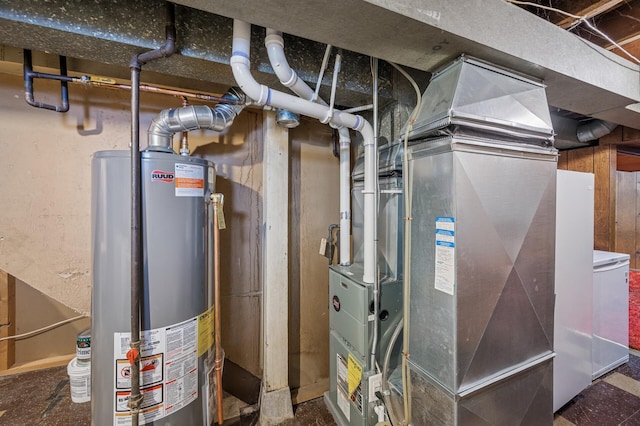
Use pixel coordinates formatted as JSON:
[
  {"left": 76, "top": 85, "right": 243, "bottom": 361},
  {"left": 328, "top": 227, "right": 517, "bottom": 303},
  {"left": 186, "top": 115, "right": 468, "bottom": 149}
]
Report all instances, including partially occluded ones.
[{"left": 148, "top": 87, "right": 245, "bottom": 149}]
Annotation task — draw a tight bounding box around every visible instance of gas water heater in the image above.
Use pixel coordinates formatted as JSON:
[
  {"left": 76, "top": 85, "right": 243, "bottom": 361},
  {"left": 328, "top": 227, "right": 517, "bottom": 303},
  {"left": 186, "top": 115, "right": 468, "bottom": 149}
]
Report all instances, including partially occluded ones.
[{"left": 91, "top": 150, "right": 216, "bottom": 425}]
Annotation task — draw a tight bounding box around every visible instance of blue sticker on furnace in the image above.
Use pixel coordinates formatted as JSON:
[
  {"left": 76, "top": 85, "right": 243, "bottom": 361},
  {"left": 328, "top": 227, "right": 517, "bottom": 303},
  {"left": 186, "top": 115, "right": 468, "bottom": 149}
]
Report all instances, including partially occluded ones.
[{"left": 435, "top": 217, "right": 455, "bottom": 248}]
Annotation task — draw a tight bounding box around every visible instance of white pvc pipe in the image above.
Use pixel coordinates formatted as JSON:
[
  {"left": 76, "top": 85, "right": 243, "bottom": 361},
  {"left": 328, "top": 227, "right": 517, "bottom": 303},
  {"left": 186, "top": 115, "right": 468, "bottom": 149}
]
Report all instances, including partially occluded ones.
[
  {"left": 338, "top": 130, "right": 351, "bottom": 266},
  {"left": 232, "top": 20, "right": 375, "bottom": 282},
  {"left": 265, "top": 27, "right": 352, "bottom": 266},
  {"left": 265, "top": 29, "right": 318, "bottom": 100}
]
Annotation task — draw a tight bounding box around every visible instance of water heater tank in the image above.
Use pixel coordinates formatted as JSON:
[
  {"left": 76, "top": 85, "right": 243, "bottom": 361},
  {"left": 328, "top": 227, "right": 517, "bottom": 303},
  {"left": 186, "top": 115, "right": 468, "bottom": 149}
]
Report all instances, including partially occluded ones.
[{"left": 91, "top": 150, "right": 215, "bottom": 425}]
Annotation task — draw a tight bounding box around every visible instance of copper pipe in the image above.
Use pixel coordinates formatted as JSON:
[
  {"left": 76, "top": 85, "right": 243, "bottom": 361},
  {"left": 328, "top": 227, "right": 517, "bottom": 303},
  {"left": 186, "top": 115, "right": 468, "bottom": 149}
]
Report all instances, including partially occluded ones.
[
  {"left": 86, "top": 81, "right": 245, "bottom": 105},
  {"left": 180, "top": 96, "right": 190, "bottom": 155},
  {"left": 212, "top": 194, "right": 224, "bottom": 425}
]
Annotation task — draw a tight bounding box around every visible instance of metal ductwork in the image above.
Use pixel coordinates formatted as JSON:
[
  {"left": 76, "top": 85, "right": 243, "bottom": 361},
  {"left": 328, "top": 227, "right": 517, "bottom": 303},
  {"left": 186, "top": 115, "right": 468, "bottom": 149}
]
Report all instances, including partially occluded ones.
[
  {"left": 406, "top": 55, "right": 557, "bottom": 425},
  {"left": 405, "top": 56, "right": 554, "bottom": 145},
  {"left": 148, "top": 87, "right": 245, "bottom": 150},
  {"left": 576, "top": 120, "right": 618, "bottom": 143},
  {"left": 549, "top": 114, "right": 619, "bottom": 149}
]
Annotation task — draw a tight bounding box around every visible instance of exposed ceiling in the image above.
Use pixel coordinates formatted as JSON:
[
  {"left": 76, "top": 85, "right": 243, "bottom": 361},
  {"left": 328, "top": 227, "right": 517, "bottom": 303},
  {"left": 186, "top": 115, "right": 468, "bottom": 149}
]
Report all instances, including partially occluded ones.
[
  {"left": 511, "top": 1, "right": 640, "bottom": 163},
  {"left": 0, "top": 0, "right": 639, "bottom": 144},
  {"left": 514, "top": 0, "right": 640, "bottom": 63},
  {"left": 173, "top": 0, "right": 640, "bottom": 129}
]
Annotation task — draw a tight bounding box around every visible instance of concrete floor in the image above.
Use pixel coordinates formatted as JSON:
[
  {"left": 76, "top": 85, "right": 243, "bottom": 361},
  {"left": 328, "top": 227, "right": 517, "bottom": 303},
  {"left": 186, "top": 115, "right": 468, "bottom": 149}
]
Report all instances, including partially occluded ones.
[
  {"left": 2, "top": 355, "right": 640, "bottom": 425},
  {"left": 0, "top": 365, "right": 335, "bottom": 426}
]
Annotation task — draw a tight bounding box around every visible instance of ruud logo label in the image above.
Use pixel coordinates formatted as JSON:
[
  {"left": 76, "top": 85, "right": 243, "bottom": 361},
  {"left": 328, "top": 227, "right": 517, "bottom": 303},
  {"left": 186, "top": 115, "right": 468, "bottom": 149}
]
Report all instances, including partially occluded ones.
[{"left": 151, "top": 170, "right": 174, "bottom": 182}]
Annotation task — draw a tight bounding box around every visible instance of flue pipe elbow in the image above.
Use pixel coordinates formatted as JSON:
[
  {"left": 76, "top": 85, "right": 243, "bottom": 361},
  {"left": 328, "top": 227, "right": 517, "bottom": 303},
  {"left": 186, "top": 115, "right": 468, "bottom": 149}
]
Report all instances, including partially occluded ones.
[{"left": 148, "top": 87, "right": 245, "bottom": 150}]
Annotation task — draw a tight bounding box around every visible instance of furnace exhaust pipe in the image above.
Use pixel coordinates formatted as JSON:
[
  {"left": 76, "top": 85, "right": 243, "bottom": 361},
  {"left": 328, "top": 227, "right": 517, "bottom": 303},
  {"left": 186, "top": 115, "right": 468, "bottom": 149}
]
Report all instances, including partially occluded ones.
[
  {"left": 265, "top": 29, "right": 353, "bottom": 266},
  {"left": 234, "top": 20, "right": 375, "bottom": 282}
]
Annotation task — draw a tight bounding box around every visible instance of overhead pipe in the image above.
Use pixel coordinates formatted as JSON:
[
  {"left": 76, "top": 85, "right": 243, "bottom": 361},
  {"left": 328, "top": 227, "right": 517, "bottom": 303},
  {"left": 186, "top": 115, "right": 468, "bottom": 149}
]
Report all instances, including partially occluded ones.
[
  {"left": 233, "top": 20, "right": 375, "bottom": 282},
  {"left": 576, "top": 119, "right": 618, "bottom": 142},
  {"left": 23, "top": 53, "right": 244, "bottom": 109},
  {"left": 147, "top": 87, "right": 246, "bottom": 151},
  {"left": 265, "top": 29, "right": 353, "bottom": 266},
  {"left": 128, "top": 3, "right": 176, "bottom": 424}
]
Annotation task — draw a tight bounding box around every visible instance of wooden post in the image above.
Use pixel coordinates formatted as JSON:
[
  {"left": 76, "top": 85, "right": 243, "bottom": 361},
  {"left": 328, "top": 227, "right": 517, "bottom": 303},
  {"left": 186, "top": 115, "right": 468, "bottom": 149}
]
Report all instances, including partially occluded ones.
[
  {"left": 0, "top": 270, "right": 16, "bottom": 371},
  {"left": 259, "top": 110, "right": 294, "bottom": 424}
]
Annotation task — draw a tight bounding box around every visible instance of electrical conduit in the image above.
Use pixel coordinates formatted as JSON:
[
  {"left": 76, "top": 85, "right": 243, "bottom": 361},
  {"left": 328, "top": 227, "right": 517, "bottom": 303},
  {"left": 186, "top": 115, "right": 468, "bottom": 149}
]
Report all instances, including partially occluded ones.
[
  {"left": 265, "top": 29, "right": 352, "bottom": 266},
  {"left": 232, "top": 20, "right": 376, "bottom": 281}
]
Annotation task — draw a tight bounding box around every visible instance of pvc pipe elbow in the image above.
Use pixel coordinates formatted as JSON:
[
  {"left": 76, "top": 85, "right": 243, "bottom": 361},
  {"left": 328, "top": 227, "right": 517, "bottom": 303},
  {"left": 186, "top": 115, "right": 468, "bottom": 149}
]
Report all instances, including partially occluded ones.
[
  {"left": 230, "top": 61, "right": 269, "bottom": 105},
  {"left": 265, "top": 29, "right": 284, "bottom": 46}
]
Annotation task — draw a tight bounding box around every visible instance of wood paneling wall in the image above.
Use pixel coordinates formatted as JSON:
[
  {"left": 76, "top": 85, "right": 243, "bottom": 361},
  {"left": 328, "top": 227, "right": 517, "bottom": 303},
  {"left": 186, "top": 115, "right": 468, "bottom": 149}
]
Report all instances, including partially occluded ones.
[{"left": 557, "top": 143, "right": 617, "bottom": 251}]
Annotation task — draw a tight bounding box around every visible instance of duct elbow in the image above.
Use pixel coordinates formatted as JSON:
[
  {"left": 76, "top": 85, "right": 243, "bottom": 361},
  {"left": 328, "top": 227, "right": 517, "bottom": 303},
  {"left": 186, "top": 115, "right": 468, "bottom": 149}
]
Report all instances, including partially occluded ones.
[
  {"left": 147, "top": 87, "right": 246, "bottom": 151},
  {"left": 576, "top": 120, "right": 618, "bottom": 143}
]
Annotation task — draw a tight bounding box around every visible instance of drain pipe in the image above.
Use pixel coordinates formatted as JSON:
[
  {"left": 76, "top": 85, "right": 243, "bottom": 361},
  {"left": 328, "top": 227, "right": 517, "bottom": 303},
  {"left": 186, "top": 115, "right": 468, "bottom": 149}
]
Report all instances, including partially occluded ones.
[
  {"left": 128, "top": 3, "right": 176, "bottom": 425},
  {"left": 234, "top": 20, "right": 375, "bottom": 283},
  {"left": 147, "top": 87, "right": 245, "bottom": 151},
  {"left": 576, "top": 120, "right": 618, "bottom": 142},
  {"left": 265, "top": 29, "right": 352, "bottom": 266}
]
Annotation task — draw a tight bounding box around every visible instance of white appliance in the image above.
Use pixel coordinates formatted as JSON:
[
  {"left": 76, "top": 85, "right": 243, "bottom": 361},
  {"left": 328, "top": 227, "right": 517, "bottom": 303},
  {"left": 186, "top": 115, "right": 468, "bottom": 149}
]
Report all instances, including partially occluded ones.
[
  {"left": 554, "top": 170, "right": 594, "bottom": 412},
  {"left": 592, "top": 250, "right": 630, "bottom": 379}
]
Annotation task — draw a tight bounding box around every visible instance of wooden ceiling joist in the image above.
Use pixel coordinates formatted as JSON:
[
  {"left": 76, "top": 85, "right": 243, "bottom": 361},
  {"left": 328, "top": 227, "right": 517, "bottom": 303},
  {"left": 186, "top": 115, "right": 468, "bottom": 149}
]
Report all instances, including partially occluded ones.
[
  {"left": 552, "top": 0, "right": 626, "bottom": 28},
  {"left": 570, "top": 0, "right": 640, "bottom": 47}
]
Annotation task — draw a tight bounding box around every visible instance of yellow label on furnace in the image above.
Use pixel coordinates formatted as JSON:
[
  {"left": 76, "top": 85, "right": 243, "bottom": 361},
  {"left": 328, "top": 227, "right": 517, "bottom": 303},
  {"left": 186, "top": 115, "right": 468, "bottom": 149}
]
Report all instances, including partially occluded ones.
[{"left": 347, "top": 353, "right": 362, "bottom": 395}]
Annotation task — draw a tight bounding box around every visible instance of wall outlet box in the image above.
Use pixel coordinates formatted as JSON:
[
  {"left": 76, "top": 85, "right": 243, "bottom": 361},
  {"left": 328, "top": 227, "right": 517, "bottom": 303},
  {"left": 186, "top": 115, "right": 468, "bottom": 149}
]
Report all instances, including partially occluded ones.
[{"left": 368, "top": 373, "right": 382, "bottom": 402}]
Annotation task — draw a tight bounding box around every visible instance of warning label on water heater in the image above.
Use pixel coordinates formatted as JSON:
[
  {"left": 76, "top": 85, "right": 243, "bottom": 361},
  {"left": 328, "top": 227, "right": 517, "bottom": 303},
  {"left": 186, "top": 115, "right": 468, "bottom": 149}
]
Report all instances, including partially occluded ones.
[
  {"left": 175, "top": 163, "right": 204, "bottom": 197},
  {"left": 434, "top": 217, "right": 455, "bottom": 295},
  {"left": 113, "top": 316, "right": 200, "bottom": 425}
]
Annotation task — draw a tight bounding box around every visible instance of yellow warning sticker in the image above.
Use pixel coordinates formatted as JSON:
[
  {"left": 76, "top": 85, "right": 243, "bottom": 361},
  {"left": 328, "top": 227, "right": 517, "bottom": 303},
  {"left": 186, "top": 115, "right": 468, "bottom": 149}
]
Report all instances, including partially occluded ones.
[
  {"left": 347, "top": 353, "right": 362, "bottom": 395},
  {"left": 197, "top": 306, "right": 215, "bottom": 357}
]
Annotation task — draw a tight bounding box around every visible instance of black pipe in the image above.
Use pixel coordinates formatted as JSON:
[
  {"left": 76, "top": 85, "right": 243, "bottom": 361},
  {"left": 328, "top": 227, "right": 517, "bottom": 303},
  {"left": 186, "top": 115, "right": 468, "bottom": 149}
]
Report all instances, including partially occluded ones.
[
  {"left": 130, "top": 4, "right": 176, "bottom": 70},
  {"left": 128, "top": 3, "right": 177, "bottom": 425},
  {"left": 23, "top": 49, "right": 70, "bottom": 112},
  {"left": 128, "top": 66, "right": 144, "bottom": 426}
]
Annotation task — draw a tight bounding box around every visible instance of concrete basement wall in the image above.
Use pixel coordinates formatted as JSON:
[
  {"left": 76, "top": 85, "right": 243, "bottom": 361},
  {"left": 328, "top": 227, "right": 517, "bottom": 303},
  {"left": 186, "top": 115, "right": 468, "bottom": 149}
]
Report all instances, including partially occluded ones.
[{"left": 0, "top": 71, "right": 339, "bottom": 388}]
